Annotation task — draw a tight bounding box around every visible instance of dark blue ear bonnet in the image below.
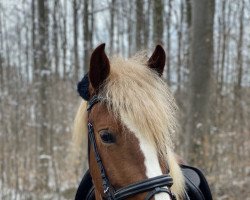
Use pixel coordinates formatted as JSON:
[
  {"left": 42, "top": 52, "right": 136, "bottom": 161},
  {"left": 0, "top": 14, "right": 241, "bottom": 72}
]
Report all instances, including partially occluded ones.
[{"left": 77, "top": 73, "right": 90, "bottom": 101}]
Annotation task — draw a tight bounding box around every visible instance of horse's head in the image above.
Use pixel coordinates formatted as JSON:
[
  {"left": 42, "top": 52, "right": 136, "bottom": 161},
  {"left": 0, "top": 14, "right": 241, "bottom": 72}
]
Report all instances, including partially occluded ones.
[{"left": 75, "top": 44, "right": 185, "bottom": 200}]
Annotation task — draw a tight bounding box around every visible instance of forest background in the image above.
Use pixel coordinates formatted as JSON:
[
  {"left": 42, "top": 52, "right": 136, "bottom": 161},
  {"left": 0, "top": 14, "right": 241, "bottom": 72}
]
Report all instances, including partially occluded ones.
[{"left": 0, "top": 0, "right": 249, "bottom": 199}]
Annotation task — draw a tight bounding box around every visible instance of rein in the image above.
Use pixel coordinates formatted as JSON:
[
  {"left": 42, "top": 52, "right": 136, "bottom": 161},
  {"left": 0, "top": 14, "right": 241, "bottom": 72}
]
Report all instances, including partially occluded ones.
[{"left": 87, "top": 95, "right": 176, "bottom": 200}]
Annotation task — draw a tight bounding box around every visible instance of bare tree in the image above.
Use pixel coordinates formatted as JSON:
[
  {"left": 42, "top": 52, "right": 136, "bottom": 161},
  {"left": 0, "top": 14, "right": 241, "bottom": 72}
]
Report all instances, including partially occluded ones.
[
  {"left": 136, "top": 0, "right": 143, "bottom": 50},
  {"left": 83, "top": 0, "right": 90, "bottom": 73},
  {"left": 177, "top": 0, "right": 184, "bottom": 94},
  {"left": 37, "top": 0, "right": 50, "bottom": 190},
  {"left": 110, "top": 0, "right": 116, "bottom": 54},
  {"left": 153, "top": 0, "right": 164, "bottom": 44},
  {"left": 185, "top": 0, "right": 215, "bottom": 165},
  {"left": 73, "top": 0, "right": 79, "bottom": 81},
  {"left": 127, "top": 1, "right": 133, "bottom": 56},
  {"left": 233, "top": 0, "right": 244, "bottom": 132},
  {"left": 166, "top": 0, "right": 172, "bottom": 84},
  {"left": 62, "top": 0, "right": 67, "bottom": 79},
  {"left": 0, "top": 2, "right": 4, "bottom": 192},
  {"left": 53, "top": 0, "right": 59, "bottom": 78},
  {"left": 32, "top": 0, "right": 38, "bottom": 80},
  {"left": 142, "top": 0, "right": 150, "bottom": 50}
]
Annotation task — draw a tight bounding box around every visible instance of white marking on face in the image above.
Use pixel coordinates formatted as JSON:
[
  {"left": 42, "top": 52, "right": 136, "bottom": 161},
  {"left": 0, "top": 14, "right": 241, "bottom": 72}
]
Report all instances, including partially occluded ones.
[
  {"left": 122, "top": 119, "right": 172, "bottom": 200},
  {"left": 134, "top": 132, "right": 171, "bottom": 200}
]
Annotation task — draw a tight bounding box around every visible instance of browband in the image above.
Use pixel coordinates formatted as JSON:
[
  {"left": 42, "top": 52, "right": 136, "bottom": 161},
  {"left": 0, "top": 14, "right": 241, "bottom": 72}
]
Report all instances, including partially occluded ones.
[
  {"left": 88, "top": 122, "right": 115, "bottom": 199},
  {"left": 87, "top": 95, "right": 102, "bottom": 111},
  {"left": 77, "top": 73, "right": 90, "bottom": 101}
]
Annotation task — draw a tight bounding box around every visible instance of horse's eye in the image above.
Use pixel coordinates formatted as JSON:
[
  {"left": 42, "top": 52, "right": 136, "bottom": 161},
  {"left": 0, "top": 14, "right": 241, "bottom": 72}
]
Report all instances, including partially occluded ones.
[{"left": 100, "top": 131, "right": 116, "bottom": 144}]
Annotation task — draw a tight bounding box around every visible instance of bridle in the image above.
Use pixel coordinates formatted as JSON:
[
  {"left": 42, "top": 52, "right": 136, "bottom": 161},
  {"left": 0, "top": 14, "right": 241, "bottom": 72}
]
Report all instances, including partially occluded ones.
[{"left": 87, "top": 95, "right": 176, "bottom": 200}]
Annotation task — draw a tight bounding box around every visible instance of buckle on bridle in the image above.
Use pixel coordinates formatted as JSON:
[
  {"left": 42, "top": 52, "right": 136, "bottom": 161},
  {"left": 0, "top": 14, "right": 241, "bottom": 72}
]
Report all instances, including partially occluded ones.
[{"left": 104, "top": 186, "right": 109, "bottom": 194}]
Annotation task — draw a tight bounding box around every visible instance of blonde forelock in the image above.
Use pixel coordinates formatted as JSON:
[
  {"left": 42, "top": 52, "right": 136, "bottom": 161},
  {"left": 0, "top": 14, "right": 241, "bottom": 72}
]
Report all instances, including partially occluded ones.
[{"left": 99, "top": 54, "right": 178, "bottom": 160}]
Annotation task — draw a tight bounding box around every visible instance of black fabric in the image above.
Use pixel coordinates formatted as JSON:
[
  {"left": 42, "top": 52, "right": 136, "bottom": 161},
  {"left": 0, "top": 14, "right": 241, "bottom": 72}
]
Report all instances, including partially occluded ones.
[
  {"left": 86, "top": 186, "right": 95, "bottom": 200},
  {"left": 75, "top": 165, "right": 213, "bottom": 200},
  {"left": 181, "top": 165, "right": 213, "bottom": 200},
  {"left": 75, "top": 170, "right": 93, "bottom": 200},
  {"left": 77, "top": 73, "right": 90, "bottom": 101}
]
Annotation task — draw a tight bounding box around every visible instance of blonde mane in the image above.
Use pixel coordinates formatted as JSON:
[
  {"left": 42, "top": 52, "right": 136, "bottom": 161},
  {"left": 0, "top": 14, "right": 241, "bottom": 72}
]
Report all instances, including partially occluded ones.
[{"left": 73, "top": 54, "right": 185, "bottom": 199}]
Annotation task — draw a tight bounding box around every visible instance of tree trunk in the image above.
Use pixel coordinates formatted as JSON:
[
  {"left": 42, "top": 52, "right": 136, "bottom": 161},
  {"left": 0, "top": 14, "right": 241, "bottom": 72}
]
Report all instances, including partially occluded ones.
[
  {"left": 136, "top": 0, "right": 143, "bottom": 50},
  {"left": 32, "top": 0, "right": 38, "bottom": 81},
  {"left": 233, "top": 0, "right": 244, "bottom": 132},
  {"left": 0, "top": 8, "right": 4, "bottom": 87},
  {"left": 166, "top": 0, "right": 172, "bottom": 84},
  {"left": 143, "top": 0, "right": 150, "bottom": 50},
  {"left": 83, "top": 0, "right": 90, "bottom": 73},
  {"left": 53, "top": 0, "right": 59, "bottom": 78},
  {"left": 127, "top": 1, "right": 133, "bottom": 56},
  {"left": 37, "top": 0, "right": 50, "bottom": 191},
  {"left": 177, "top": 0, "right": 184, "bottom": 94},
  {"left": 185, "top": 0, "right": 215, "bottom": 165},
  {"left": 110, "top": 0, "right": 116, "bottom": 54},
  {"left": 90, "top": 0, "right": 94, "bottom": 51},
  {"left": 183, "top": 0, "right": 192, "bottom": 92},
  {"left": 153, "top": 0, "right": 164, "bottom": 44},
  {"left": 0, "top": 6, "right": 4, "bottom": 191},
  {"left": 73, "top": 0, "right": 79, "bottom": 81},
  {"left": 62, "top": 0, "right": 67, "bottom": 79}
]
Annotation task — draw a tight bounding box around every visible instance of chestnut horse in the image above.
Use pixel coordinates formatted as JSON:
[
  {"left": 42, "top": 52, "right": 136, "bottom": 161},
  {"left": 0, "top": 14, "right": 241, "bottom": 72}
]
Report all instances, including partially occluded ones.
[{"left": 74, "top": 44, "right": 185, "bottom": 200}]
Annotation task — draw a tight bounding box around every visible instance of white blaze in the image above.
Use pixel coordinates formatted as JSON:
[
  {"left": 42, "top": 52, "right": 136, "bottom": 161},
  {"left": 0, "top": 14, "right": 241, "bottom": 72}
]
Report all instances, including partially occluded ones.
[
  {"left": 134, "top": 132, "right": 171, "bottom": 200},
  {"left": 123, "top": 119, "right": 172, "bottom": 200}
]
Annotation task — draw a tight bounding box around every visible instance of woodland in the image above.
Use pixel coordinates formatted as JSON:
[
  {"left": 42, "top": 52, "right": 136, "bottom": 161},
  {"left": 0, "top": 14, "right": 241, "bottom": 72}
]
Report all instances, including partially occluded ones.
[{"left": 0, "top": 0, "right": 249, "bottom": 199}]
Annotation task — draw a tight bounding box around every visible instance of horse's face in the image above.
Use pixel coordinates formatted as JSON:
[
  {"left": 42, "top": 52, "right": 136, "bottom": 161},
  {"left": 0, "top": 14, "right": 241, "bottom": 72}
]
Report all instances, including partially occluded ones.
[
  {"left": 89, "top": 100, "right": 150, "bottom": 199},
  {"left": 87, "top": 44, "right": 174, "bottom": 200}
]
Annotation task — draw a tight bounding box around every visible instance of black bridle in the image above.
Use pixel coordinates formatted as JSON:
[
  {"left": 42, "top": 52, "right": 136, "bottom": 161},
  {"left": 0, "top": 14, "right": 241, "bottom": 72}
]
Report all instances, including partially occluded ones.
[{"left": 87, "top": 95, "right": 176, "bottom": 200}]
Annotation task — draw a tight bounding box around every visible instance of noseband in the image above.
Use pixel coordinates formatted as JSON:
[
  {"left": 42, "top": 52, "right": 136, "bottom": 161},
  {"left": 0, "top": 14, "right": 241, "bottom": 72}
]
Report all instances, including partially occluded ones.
[{"left": 87, "top": 95, "right": 176, "bottom": 200}]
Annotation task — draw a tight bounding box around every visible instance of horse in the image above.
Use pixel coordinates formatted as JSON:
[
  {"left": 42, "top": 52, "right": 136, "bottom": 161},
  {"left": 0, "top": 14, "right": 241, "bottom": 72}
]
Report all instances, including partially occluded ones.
[{"left": 73, "top": 44, "right": 190, "bottom": 200}]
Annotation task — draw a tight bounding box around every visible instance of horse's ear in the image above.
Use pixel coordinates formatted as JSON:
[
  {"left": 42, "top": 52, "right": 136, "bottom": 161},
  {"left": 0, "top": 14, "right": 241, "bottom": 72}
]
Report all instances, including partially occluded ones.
[
  {"left": 147, "top": 45, "right": 166, "bottom": 76},
  {"left": 89, "top": 43, "right": 110, "bottom": 92}
]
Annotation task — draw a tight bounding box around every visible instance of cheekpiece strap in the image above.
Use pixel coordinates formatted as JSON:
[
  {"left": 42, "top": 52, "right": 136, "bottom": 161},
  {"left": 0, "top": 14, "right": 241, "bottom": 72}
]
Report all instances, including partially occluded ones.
[{"left": 87, "top": 96, "right": 115, "bottom": 199}]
